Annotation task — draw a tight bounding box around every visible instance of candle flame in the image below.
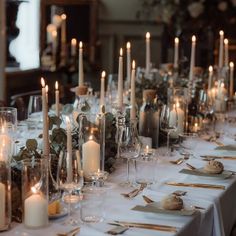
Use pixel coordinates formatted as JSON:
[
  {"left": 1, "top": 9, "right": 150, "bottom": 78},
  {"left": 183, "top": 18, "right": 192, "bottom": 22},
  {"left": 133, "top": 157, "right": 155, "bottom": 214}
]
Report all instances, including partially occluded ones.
[
  {"left": 194, "top": 123, "right": 198, "bottom": 127},
  {"left": 132, "top": 60, "right": 135, "bottom": 69},
  {"left": 192, "top": 35, "right": 196, "bottom": 42},
  {"left": 71, "top": 38, "right": 77, "bottom": 45},
  {"left": 230, "top": 62, "right": 234, "bottom": 68},
  {"left": 176, "top": 102, "right": 180, "bottom": 108},
  {"left": 65, "top": 116, "right": 70, "bottom": 124},
  {"left": 224, "top": 38, "right": 228, "bottom": 45},
  {"left": 126, "top": 42, "right": 131, "bottom": 49},
  {"left": 101, "top": 71, "right": 106, "bottom": 78},
  {"left": 174, "top": 37, "right": 179, "bottom": 44},
  {"left": 146, "top": 32, "right": 150, "bottom": 39},
  {"left": 31, "top": 186, "right": 37, "bottom": 194},
  {"left": 41, "top": 77, "right": 45, "bottom": 88},
  {"left": 79, "top": 41, "right": 83, "bottom": 49},
  {"left": 45, "top": 85, "right": 49, "bottom": 93},
  {"left": 146, "top": 145, "right": 149, "bottom": 149},
  {"left": 209, "top": 65, "right": 213, "bottom": 72},
  {"left": 98, "top": 168, "right": 100, "bottom": 173},
  {"left": 55, "top": 81, "right": 58, "bottom": 90},
  {"left": 119, "top": 48, "right": 123, "bottom": 56},
  {"left": 221, "top": 82, "right": 224, "bottom": 88},
  {"left": 219, "top": 30, "right": 224, "bottom": 36},
  {"left": 61, "top": 14, "right": 66, "bottom": 20},
  {"left": 52, "top": 30, "right": 57, "bottom": 37},
  {"left": 89, "top": 135, "right": 93, "bottom": 140}
]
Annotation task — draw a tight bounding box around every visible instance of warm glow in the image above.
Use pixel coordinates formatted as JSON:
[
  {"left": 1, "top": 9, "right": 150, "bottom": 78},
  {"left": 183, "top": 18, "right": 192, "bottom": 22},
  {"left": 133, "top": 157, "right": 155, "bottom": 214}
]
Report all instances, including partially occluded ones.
[
  {"left": 209, "top": 65, "right": 213, "bottom": 72},
  {"left": 194, "top": 123, "right": 198, "bottom": 127},
  {"left": 176, "top": 102, "right": 180, "bottom": 108},
  {"left": 89, "top": 135, "right": 93, "bottom": 140},
  {"left": 132, "top": 60, "right": 135, "bottom": 69},
  {"left": 230, "top": 62, "right": 234, "bottom": 68},
  {"left": 219, "top": 30, "right": 224, "bottom": 36},
  {"left": 224, "top": 38, "right": 228, "bottom": 45},
  {"left": 61, "top": 14, "right": 67, "bottom": 20},
  {"left": 65, "top": 116, "right": 70, "bottom": 124},
  {"left": 101, "top": 71, "right": 106, "bottom": 79},
  {"left": 55, "top": 81, "right": 58, "bottom": 90},
  {"left": 45, "top": 85, "right": 48, "bottom": 93},
  {"left": 221, "top": 82, "right": 225, "bottom": 88},
  {"left": 192, "top": 35, "right": 196, "bottom": 42},
  {"left": 119, "top": 48, "right": 123, "bottom": 56},
  {"left": 126, "top": 42, "right": 131, "bottom": 49},
  {"left": 146, "top": 32, "right": 150, "bottom": 39},
  {"left": 175, "top": 37, "right": 179, "bottom": 44},
  {"left": 46, "top": 24, "right": 56, "bottom": 33},
  {"left": 41, "top": 77, "right": 45, "bottom": 88},
  {"left": 31, "top": 186, "right": 37, "bottom": 194},
  {"left": 52, "top": 30, "right": 57, "bottom": 38},
  {"left": 71, "top": 38, "right": 77, "bottom": 46},
  {"left": 79, "top": 41, "right": 83, "bottom": 49}
]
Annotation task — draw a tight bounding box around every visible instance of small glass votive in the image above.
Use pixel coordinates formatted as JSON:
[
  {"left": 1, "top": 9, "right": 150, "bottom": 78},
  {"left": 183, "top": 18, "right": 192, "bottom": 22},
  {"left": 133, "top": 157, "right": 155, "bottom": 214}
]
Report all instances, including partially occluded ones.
[
  {"left": 87, "top": 169, "right": 109, "bottom": 186},
  {"left": 80, "top": 186, "right": 106, "bottom": 223},
  {"left": 22, "top": 159, "right": 48, "bottom": 229},
  {"left": 140, "top": 145, "right": 155, "bottom": 158},
  {"left": 135, "top": 155, "right": 158, "bottom": 185}
]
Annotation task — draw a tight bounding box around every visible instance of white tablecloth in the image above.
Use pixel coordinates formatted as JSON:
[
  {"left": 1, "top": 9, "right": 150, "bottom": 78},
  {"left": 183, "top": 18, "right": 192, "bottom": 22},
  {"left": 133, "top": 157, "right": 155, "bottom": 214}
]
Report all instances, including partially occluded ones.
[{"left": 3, "top": 117, "right": 236, "bottom": 236}]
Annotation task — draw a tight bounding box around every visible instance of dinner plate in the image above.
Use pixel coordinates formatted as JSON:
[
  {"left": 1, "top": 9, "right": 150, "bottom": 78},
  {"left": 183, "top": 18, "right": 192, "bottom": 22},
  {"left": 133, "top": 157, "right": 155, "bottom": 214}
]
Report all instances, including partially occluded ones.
[
  {"left": 49, "top": 208, "right": 68, "bottom": 220},
  {"left": 179, "top": 168, "right": 233, "bottom": 179},
  {"left": 132, "top": 202, "right": 196, "bottom": 216}
]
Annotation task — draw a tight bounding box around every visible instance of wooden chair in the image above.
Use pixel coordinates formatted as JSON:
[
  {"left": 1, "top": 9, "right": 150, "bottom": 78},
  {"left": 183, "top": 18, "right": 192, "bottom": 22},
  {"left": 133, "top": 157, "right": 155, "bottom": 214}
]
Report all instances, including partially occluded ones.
[{"left": 10, "top": 90, "right": 41, "bottom": 120}]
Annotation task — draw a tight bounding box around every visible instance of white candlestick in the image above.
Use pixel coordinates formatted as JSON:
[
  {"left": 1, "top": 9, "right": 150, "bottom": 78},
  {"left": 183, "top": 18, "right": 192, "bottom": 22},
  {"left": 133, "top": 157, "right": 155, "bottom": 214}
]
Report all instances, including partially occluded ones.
[
  {"left": 0, "top": 182, "right": 5, "bottom": 229},
  {"left": 126, "top": 42, "right": 131, "bottom": 88},
  {"left": 52, "top": 30, "right": 57, "bottom": 63},
  {"left": 219, "top": 30, "right": 224, "bottom": 69},
  {"left": 146, "top": 32, "right": 151, "bottom": 74},
  {"left": 82, "top": 136, "right": 100, "bottom": 177},
  {"left": 224, "top": 38, "right": 229, "bottom": 67},
  {"left": 100, "top": 71, "right": 106, "bottom": 112},
  {"left": 174, "top": 37, "right": 179, "bottom": 69},
  {"left": 55, "top": 81, "right": 59, "bottom": 117},
  {"left": 230, "top": 62, "right": 234, "bottom": 99},
  {"left": 71, "top": 38, "right": 77, "bottom": 56},
  {"left": 117, "top": 48, "right": 123, "bottom": 109},
  {"left": 24, "top": 188, "right": 48, "bottom": 228},
  {"left": 41, "top": 78, "right": 49, "bottom": 157},
  {"left": 130, "top": 60, "right": 136, "bottom": 120},
  {"left": 61, "top": 14, "right": 66, "bottom": 43},
  {"left": 45, "top": 85, "right": 48, "bottom": 105},
  {"left": 66, "top": 117, "right": 73, "bottom": 182},
  {"left": 208, "top": 65, "right": 213, "bottom": 91},
  {"left": 78, "top": 42, "right": 84, "bottom": 87},
  {"left": 189, "top": 35, "right": 196, "bottom": 81}
]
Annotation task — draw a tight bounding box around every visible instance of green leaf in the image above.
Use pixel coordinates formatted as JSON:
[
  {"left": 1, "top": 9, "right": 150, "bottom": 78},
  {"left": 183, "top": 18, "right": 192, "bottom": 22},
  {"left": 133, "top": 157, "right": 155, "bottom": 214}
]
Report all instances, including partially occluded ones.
[{"left": 26, "top": 139, "right": 38, "bottom": 151}]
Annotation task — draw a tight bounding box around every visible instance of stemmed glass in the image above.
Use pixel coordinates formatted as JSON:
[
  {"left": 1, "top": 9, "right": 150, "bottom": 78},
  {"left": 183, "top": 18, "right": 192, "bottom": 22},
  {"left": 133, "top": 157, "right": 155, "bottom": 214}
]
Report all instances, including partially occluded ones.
[
  {"left": 56, "top": 151, "right": 84, "bottom": 225},
  {"left": 119, "top": 119, "right": 141, "bottom": 186},
  {"left": 160, "top": 104, "right": 178, "bottom": 156}
]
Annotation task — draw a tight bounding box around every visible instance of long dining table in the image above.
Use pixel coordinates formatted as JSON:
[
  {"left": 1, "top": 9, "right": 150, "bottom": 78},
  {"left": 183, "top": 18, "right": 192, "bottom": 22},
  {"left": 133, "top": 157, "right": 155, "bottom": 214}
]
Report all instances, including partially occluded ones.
[{"left": 3, "top": 112, "right": 236, "bottom": 236}]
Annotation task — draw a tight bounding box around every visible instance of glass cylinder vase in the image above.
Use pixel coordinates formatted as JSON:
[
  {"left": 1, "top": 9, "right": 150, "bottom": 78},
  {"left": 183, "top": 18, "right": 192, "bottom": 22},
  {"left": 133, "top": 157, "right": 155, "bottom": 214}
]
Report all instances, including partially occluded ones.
[{"left": 22, "top": 159, "right": 48, "bottom": 229}]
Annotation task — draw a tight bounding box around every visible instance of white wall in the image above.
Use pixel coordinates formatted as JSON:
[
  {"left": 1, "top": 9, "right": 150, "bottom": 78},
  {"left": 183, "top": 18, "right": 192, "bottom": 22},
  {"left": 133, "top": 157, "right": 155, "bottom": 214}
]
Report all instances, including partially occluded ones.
[{"left": 0, "top": 0, "right": 6, "bottom": 101}]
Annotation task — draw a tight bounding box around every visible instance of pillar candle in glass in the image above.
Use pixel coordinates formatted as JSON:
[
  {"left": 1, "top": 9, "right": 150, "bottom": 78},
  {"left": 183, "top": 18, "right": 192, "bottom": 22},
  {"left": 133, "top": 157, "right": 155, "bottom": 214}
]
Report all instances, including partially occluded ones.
[
  {"left": 100, "top": 71, "right": 106, "bottom": 113},
  {"left": 219, "top": 30, "right": 224, "bottom": 70},
  {"left": 55, "top": 81, "right": 59, "bottom": 117},
  {"left": 189, "top": 35, "right": 196, "bottom": 81},
  {"left": 145, "top": 32, "right": 151, "bottom": 75},
  {"left": 224, "top": 38, "right": 229, "bottom": 67},
  {"left": 174, "top": 37, "right": 179, "bottom": 69},
  {"left": 126, "top": 42, "right": 131, "bottom": 88},
  {"left": 61, "top": 14, "right": 66, "bottom": 44},
  {"left": 117, "top": 48, "right": 123, "bottom": 109},
  {"left": 78, "top": 41, "right": 84, "bottom": 87},
  {"left": 71, "top": 38, "right": 77, "bottom": 56},
  {"left": 230, "top": 62, "right": 234, "bottom": 99},
  {"left": 130, "top": 60, "right": 136, "bottom": 120}
]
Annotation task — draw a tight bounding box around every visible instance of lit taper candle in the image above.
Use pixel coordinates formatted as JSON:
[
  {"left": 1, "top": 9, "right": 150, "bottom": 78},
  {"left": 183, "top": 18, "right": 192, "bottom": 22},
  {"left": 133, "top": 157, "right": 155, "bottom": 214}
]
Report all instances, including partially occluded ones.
[
  {"left": 61, "top": 14, "right": 66, "bottom": 43},
  {"left": 224, "top": 38, "right": 229, "bottom": 67},
  {"left": 100, "top": 71, "right": 106, "bottom": 112},
  {"left": 145, "top": 32, "right": 151, "bottom": 74},
  {"left": 117, "top": 48, "right": 123, "bottom": 109},
  {"left": 130, "top": 60, "right": 136, "bottom": 120},
  {"left": 71, "top": 38, "right": 77, "bottom": 56},
  {"left": 230, "top": 62, "right": 234, "bottom": 99},
  {"left": 219, "top": 30, "right": 224, "bottom": 69},
  {"left": 189, "top": 35, "right": 196, "bottom": 81},
  {"left": 174, "top": 37, "right": 179, "bottom": 69},
  {"left": 208, "top": 65, "right": 213, "bottom": 91},
  {"left": 126, "top": 42, "right": 131, "bottom": 88},
  {"left": 55, "top": 81, "right": 59, "bottom": 117},
  {"left": 78, "top": 41, "right": 84, "bottom": 87}
]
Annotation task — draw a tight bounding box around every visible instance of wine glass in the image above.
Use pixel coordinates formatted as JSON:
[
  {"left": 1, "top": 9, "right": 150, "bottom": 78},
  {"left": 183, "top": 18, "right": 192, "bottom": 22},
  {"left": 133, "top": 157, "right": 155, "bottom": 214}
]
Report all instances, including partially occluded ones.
[
  {"left": 160, "top": 104, "right": 178, "bottom": 156},
  {"left": 57, "top": 151, "right": 84, "bottom": 226},
  {"left": 119, "top": 119, "right": 141, "bottom": 186},
  {"left": 27, "top": 95, "right": 42, "bottom": 130}
]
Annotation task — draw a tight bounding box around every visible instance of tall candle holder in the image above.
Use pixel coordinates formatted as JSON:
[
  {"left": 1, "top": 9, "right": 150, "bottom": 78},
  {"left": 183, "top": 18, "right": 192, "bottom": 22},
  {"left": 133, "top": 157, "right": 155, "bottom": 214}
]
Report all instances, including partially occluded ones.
[{"left": 22, "top": 159, "right": 48, "bottom": 229}]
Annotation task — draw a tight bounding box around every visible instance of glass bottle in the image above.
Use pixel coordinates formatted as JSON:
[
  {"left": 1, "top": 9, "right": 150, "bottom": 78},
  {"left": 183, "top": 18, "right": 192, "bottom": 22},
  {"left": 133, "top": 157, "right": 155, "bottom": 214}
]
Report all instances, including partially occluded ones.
[{"left": 139, "top": 90, "right": 160, "bottom": 148}]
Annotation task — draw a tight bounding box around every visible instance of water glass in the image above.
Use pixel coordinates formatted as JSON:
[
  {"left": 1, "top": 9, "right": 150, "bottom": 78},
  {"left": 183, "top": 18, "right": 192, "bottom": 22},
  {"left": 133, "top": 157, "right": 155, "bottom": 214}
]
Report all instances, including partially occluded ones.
[{"left": 80, "top": 186, "right": 106, "bottom": 223}]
